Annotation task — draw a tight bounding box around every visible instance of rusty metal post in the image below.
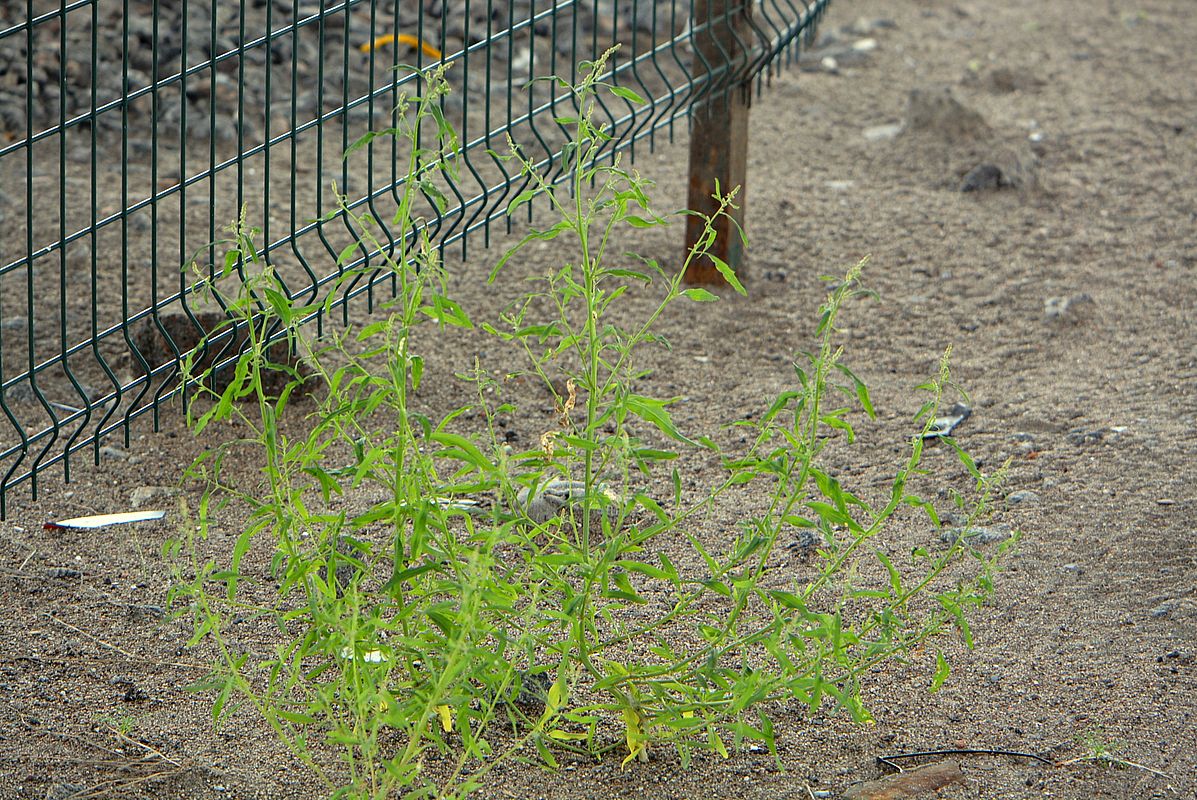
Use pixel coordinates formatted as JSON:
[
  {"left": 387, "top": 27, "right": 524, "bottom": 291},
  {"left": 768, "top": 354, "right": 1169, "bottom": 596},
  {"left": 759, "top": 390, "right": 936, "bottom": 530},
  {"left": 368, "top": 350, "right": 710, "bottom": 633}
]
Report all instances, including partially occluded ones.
[{"left": 685, "top": 0, "right": 753, "bottom": 285}]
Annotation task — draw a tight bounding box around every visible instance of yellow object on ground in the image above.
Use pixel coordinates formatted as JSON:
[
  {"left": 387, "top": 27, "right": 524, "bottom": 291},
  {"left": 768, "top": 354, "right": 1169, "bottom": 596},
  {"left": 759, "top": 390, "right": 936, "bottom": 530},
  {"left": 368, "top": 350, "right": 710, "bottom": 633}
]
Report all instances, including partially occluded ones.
[
  {"left": 360, "top": 33, "right": 443, "bottom": 60},
  {"left": 435, "top": 704, "right": 454, "bottom": 732}
]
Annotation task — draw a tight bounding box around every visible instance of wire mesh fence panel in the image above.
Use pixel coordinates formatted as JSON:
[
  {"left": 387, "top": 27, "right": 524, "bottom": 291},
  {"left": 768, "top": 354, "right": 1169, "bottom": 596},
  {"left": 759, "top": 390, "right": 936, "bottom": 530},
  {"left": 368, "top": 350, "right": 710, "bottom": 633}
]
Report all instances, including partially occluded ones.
[{"left": 0, "top": 0, "right": 831, "bottom": 514}]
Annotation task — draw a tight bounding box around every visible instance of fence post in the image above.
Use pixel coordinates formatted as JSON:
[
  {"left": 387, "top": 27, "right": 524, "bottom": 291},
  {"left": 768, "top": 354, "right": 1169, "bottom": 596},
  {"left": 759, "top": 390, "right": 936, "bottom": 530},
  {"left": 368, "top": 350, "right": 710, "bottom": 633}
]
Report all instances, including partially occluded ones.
[{"left": 685, "top": 0, "right": 753, "bottom": 285}]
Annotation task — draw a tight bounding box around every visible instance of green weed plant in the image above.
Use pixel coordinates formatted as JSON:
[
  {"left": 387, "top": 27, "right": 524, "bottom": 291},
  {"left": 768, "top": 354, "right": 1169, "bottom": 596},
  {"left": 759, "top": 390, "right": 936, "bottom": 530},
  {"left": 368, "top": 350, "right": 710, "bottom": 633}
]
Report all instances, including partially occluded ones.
[{"left": 168, "top": 52, "right": 1012, "bottom": 799}]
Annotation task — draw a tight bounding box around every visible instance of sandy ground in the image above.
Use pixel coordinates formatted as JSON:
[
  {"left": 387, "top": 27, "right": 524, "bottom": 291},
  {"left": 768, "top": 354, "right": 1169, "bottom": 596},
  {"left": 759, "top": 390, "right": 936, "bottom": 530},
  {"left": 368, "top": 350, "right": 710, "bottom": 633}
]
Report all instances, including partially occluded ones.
[{"left": 0, "top": 0, "right": 1194, "bottom": 798}]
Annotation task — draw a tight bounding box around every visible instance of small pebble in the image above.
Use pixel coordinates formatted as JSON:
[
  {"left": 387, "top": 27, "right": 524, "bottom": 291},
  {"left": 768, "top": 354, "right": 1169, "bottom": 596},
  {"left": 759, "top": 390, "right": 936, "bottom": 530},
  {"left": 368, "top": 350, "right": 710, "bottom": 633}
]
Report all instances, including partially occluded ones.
[
  {"left": 1150, "top": 600, "right": 1179, "bottom": 619},
  {"left": 130, "top": 485, "right": 177, "bottom": 508},
  {"left": 940, "top": 524, "right": 1013, "bottom": 546},
  {"left": 1044, "top": 293, "right": 1096, "bottom": 323},
  {"left": 960, "top": 163, "right": 1007, "bottom": 192},
  {"left": 1006, "top": 489, "right": 1040, "bottom": 505},
  {"left": 862, "top": 122, "right": 903, "bottom": 141},
  {"left": 1065, "top": 428, "right": 1107, "bottom": 446},
  {"left": 128, "top": 604, "right": 166, "bottom": 621}
]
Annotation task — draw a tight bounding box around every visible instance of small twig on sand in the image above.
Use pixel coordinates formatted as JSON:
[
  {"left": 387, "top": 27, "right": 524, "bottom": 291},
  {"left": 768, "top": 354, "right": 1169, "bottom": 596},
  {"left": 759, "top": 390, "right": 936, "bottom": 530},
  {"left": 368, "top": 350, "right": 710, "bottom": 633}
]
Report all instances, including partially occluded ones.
[
  {"left": 1055, "top": 752, "right": 1174, "bottom": 782},
  {"left": 878, "top": 746, "right": 1173, "bottom": 784},
  {"left": 109, "top": 725, "right": 184, "bottom": 769},
  {"left": 42, "top": 614, "right": 209, "bottom": 671}
]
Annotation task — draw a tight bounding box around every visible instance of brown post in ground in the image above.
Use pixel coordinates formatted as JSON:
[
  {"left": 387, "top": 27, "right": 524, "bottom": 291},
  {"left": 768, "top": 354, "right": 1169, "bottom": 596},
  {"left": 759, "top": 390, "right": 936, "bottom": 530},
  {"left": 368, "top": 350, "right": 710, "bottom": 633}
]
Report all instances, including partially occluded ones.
[{"left": 685, "top": 0, "right": 753, "bottom": 285}]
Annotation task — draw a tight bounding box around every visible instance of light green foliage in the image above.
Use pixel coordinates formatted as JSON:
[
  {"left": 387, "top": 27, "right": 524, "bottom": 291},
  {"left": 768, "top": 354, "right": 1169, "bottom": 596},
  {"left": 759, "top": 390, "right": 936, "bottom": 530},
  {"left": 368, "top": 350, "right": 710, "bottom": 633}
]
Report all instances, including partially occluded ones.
[{"left": 167, "top": 53, "right": 1011, "bottom": 799}]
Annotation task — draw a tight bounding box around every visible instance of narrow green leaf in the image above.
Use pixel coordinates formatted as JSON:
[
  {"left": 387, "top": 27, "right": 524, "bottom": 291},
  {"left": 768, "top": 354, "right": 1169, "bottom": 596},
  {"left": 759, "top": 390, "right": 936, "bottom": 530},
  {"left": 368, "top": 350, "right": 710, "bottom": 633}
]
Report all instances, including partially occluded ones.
[
  {"left": 682, "top": 287, "right": 718, "bottom": 302},
  {"left": 603, "top": 267, "right": 652, "bottom": 283},
  {"left": 533, "top": 735, "right": 559, "bottom": 768},
  {"left": 410, "top": 355, "right": 424, "bottom": 390},
  {"left": 609, "top": 85, "right": 646, "bottom": 104},
  {"left": 615, "top": 560, "right": 672, "bottom": 581},
  {"left": 942, "top": 436, "right": 982, "bottom": 480},
  {"left": 835, "top": 363, "right": 876, "bottom": 419},
  {"left": 212, "top": 673, "right": 236, "bottom": 722},
  {"left": 820, "top": 412, "right": 856, "bottom": 443},
  {"left": 275, "top": 709, "right": 319, "bottom": 726},
  {"left": 930, "top": 649, "right": 950, "bottom": 692},
  {"left": 506, "top": 190, "right": 536, "bottom": 216},
  {"left": 626, "top": 394, "right": 703, "bottom": 448},
  {"left": 875, "top": 549, "right": 902, "bottom": 597},
  {"left": 708, "top": 255, "right": 747, "bottom": 296},
  {"left": 430, "top": 431, "right": 491, "bottom": 471},
  {"left": 631, "top": 447, "right": 678, "bottom": 462},
  {"left": 337, "top": 241, "right": 361, "bottom": 266},
  {"left": 768, "top": 590, "right": 807, "bottom": 610}
]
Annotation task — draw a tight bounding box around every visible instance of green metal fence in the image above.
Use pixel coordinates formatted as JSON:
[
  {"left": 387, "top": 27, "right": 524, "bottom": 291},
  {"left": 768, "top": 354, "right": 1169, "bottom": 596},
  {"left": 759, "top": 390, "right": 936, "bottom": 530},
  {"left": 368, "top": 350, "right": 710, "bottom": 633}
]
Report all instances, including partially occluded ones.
[{"left": 0, "top": 0, "right": 830, "bottom": 515}]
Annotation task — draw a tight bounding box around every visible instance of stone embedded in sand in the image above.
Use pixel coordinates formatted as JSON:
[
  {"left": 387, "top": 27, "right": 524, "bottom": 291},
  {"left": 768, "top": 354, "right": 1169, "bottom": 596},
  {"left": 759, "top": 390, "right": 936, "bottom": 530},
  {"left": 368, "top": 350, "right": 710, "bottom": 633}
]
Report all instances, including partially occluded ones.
[
  {"left": 961, "top": 145, "right": 1039, "bottom": 192},
  {"left": 1043, "top": 293, "right": 1096, "bottom": 324},
  {"left": 904, "top": 87, "right": 991, "bottom": 142},
  {"left": 1150, "top": 600, "right": 1180, "bottom": 618},
  {"left": 922, "top": 402, "right": 972, "bottom": 440},
  {"left": 130, "top": 485, "right": 179, "bottom": 508},
  {"left": 133, "top": 310, "right": 311, "bottom": 393},
  {"left": 960, "top": 163, "right": 1007, "bottom": 191},
  {"left": 863, "top": 123, "right": 904, "bottom": 142},
  {"left": 940, "top": 524, "right": 1014, "bottom": 546},
  {"left": 517, "top": 478, "right": 622, "bottom": 529},
  {"left": 984, "top": 65, "right": 1045, "bottom": 94}
]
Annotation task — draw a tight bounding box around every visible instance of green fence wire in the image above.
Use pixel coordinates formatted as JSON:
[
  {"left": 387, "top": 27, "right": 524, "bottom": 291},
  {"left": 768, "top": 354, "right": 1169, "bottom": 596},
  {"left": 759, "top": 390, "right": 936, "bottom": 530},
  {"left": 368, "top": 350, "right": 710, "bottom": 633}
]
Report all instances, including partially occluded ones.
[{"left": 0, "top": 0, "right": 830, "bottom": 515}]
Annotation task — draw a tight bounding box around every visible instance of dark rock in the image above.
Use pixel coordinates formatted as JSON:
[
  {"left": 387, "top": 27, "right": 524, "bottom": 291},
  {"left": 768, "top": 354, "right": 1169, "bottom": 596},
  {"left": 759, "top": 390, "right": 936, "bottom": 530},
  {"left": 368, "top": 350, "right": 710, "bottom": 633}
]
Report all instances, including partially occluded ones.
[
  {"left": 511, "top": 668, "right": 553, "bottom": 713},
  {"left": 978, "top": 65, "right": 1044, "bottom": 94},
  {"left": 1065, "top": 427, "right": 1107, "bottom": 446},
  {"left": 133, "top": 310, "right": 311, "bottom": 395},
  {"left": 787, "top": 528, "right": 824, "bottom": 553},
  {"left": 128, "top": 604, "right": 167, "bottom": 621},
  {"left": 122, "top": 684, "right": 149, "bottom": 702},
  {"left": 961, "top": 163, "right": 1006, "bottom": 191},
  {"left": 962, "top": 144, "right": 1039, "bottom": 192}
]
